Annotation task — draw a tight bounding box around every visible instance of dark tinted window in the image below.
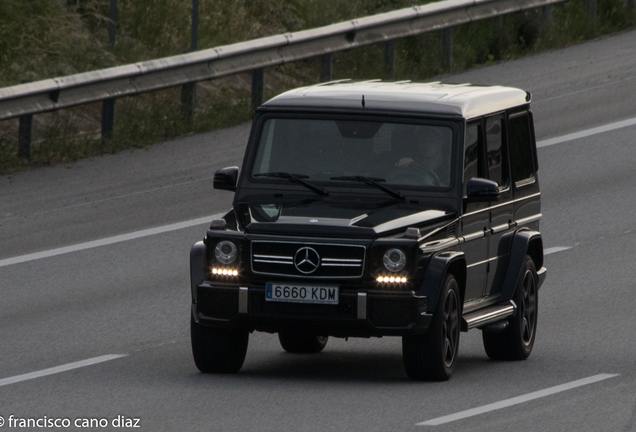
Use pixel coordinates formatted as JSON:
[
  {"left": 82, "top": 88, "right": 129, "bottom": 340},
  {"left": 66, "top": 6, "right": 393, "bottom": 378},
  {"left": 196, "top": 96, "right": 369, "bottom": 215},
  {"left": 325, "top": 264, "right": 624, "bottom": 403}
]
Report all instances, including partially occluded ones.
[
  {"left": 508, "top": 112, "right": 536, "bottom": 185},
  {"left": 485, "top": 115, "right": 506, "bottom": 188},
  {"left": 463, "top": 122, "right": 484, "bottom": 197}
]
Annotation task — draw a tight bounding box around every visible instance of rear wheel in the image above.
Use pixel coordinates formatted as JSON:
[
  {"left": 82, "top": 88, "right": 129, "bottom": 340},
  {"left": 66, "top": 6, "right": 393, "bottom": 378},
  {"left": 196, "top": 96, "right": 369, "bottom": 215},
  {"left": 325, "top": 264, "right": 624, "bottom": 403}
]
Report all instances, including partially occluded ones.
[
  {"left": 402, "top": 274, "right": 460, "bottom": 381},
  {"left": 483, "top": 255, "right": 538, "bottom": 360},
  {"left": 278, "top": 332, "right": 328, "bottom": 354},
  {"left": 191, "top": 315, "right": 249, "bottom": 373}
]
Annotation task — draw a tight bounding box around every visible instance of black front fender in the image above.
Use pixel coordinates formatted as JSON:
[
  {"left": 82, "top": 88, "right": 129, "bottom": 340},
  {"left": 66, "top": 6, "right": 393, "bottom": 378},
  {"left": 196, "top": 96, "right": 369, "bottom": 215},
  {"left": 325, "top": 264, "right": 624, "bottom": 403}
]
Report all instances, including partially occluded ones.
[{"left": 420, "top": 251, "right": 466, "bottom": 314}]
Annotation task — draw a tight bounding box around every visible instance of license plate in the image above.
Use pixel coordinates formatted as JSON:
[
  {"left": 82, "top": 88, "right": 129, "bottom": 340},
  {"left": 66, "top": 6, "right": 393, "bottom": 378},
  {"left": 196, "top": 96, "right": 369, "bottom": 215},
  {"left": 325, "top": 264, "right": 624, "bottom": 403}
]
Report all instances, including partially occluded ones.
[{"left": 265, "top": 282, "right": 339, "bottom": 305}]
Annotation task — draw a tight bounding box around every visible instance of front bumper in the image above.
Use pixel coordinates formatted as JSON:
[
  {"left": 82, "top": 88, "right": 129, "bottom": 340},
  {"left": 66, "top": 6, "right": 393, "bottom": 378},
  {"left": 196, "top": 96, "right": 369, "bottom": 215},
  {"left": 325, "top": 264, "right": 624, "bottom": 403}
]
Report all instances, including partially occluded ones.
[{"left": 193, "top": 283, "right": 431, "bottom": 337}]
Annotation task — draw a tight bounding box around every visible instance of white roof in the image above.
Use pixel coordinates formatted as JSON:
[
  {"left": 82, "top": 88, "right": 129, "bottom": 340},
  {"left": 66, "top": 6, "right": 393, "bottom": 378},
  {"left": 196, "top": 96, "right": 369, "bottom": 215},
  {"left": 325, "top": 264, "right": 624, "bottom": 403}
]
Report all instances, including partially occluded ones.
[{"left": 263, "top": 80, "right": 530, "bottom": 119}]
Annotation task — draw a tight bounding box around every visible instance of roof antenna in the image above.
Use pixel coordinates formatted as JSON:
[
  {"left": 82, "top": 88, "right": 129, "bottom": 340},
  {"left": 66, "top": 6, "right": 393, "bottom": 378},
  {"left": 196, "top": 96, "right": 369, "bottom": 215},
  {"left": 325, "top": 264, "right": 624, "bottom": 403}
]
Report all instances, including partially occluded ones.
[{"left": 361, "top": 95, "right": 365, "bottom": 108}]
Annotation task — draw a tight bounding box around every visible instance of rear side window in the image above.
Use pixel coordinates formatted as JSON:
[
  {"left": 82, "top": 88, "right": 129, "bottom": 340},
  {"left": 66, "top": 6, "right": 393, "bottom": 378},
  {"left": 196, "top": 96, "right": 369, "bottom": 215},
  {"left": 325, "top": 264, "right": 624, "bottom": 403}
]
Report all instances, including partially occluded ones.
[
  {"left": 508, "top": 112, "right": 536, "bottom": 187},
  {"left": 485, "top": 115, "right": 507, "bottom": 188},
  {"left": 463, "top": 122, "right": 484, "bottom": 197}
]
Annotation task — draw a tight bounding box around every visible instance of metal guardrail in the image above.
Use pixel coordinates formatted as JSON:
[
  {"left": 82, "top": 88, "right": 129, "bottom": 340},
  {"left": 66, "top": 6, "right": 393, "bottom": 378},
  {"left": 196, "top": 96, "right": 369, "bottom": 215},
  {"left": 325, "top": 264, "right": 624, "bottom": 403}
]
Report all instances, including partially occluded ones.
[{"left": 0, "top": 0, "right": 564, "bottom": 149}]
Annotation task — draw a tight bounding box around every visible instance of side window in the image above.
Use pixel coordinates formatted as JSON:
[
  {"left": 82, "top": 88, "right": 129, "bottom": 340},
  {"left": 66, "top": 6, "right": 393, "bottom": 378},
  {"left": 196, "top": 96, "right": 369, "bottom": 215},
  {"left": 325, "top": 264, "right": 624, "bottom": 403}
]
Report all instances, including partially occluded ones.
[
  {"left": 463, "top": 122, "right": 484, "bottom": 197},
  {"left": 508, "top": 112, "right": 536, "bottom": 187},
  {"left": 485, "top": 115, "right": 507, "bottom": 188}
]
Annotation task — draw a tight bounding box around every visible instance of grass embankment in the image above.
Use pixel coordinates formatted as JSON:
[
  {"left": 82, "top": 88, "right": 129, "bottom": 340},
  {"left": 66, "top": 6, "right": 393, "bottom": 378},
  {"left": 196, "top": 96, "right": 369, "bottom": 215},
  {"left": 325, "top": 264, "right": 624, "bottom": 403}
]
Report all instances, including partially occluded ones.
[{"left": 0, "top": 0, "right": 635, "bottom": 174}]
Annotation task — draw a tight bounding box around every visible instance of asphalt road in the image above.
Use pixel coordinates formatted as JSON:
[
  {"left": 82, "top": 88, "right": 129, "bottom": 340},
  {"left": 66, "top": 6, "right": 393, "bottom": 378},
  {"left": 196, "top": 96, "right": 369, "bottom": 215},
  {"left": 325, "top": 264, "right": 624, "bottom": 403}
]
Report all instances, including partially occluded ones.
[{"left": 2, "top": 29, "right": 636, "bottom": 432}]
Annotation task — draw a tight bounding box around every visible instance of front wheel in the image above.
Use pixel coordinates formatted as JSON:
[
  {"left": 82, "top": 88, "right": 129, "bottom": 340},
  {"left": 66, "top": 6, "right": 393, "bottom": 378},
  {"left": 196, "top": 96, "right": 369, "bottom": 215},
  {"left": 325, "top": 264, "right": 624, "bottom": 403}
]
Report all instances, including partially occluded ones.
[
  {"left": 278, "top": 332, "right": 328, "bottom": 354},
  {"left": 402, "top": 274, "right": 460, "bottom": 381},
  {"left": 483, "top": 255, "right": 538, "bottom": 360},
  {"left": 191, "top": 315, "right": 249, "bottom": 373}
]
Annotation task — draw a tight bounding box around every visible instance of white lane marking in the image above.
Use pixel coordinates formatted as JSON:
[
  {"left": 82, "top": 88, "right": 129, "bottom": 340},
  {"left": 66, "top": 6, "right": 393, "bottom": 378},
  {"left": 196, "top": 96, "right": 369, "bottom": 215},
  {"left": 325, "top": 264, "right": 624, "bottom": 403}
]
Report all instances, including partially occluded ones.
[
  {"left": 0, "top": 176, "right": 216, "bottom": 223},
  {"left": 416, "top": 373, "right": 619, "bottom": 426},
  {"left": 537, "top": 116, "right": 636, "bottom": 148},
  {"left": 0, "top": 355, "right": 128, "bottom": 387},
  {"left": 533, "top": 75, "right": 636, "bottom": 105},
  {"left": 544, "top": 246, "right": 572, "bottom": 255},
  {"left": 0, "top": 213, "right": 223, "bottom": 268}
]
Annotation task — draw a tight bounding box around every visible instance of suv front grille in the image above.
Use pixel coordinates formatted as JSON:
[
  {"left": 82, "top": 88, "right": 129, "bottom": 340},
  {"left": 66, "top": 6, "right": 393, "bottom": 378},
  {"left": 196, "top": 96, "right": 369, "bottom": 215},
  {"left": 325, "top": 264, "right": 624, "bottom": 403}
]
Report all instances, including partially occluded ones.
[{"left": 251, "top": 241, "right": 365, "bottom": 278}]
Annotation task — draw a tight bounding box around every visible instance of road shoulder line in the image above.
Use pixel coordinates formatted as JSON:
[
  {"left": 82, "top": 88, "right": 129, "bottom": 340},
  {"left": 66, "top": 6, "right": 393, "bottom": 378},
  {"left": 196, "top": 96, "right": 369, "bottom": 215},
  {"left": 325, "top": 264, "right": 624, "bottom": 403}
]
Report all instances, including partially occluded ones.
[
  {"left": 537, "top": 116, "right": 636, "bottom": 148},
  {"left": 0, "top": 355, "right": 128, "bottom": 387},
  {"left": 544, "top": 246, "right": 571, "bottom": 255},
  {"left": 416, "top": 373, "right": 619, "bottom": 426},
  {"left": 0, "top": 214, "right": 222, "bottom": 268}
]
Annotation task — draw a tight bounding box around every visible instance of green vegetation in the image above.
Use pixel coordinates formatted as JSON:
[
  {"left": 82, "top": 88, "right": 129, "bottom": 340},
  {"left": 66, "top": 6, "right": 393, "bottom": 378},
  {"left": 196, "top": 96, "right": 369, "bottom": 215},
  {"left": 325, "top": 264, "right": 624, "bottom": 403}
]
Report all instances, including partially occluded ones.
[{"left": 0, "top": 0, "right": 635, "bottom": 173}]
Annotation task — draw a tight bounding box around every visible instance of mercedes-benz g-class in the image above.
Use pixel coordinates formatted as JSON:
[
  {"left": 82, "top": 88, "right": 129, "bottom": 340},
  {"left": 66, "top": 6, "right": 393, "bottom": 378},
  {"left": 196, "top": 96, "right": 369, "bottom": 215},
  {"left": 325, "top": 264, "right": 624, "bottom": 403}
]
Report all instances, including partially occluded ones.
[{"left": 190, "top": 80, "right": 546, "bottom": 381}]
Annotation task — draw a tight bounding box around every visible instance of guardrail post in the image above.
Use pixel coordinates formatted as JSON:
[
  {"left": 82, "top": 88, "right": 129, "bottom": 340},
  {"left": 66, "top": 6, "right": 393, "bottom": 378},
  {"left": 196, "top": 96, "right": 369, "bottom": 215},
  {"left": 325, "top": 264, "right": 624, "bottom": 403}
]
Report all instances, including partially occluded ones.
[
  {"left": 586, "top": 0, "right": 597, "bottom": 26},
  {"left": 252, "top": 68, "right": 264, "bottom": 112},
  {"left": 384, "top": 41, "right": 396, "bottom": 80},
  {"left": 18, "top": 114, "right": 33, "bottom": 159},
  {"left": 181, "top": 0, "right": 199, "bottom": 123},
  {"left": 108, "top": 0, "right": 117, "bottom": 52},
  {"left": 102, "top": 0, "right": 118, "bottom": 147},
  {"left": 542, "top": 5, "right": 553, "bottom": 23},
  {"left": 442, "top": 28, "right": 453, "bottom": 72},
  {"left": 17, "top": 79, "right": 33, "bottom": 159},
  {"left": 320, "top": 53, "right": 333, "bottom": 82},
  {"left": 191, "top": 0, "right": 199, "bottom": 51},
  {"left": 492, "top": 16, "right": 504, "bottom": 60},
  {"left": 101, "top": 98, "right": 116, "bottom": 145},
  {"left": 494, "top": 16, "right": 504, "bottom": 30},
  {"left": 181, "top": 83, "right": 196, "bottom": 123}
]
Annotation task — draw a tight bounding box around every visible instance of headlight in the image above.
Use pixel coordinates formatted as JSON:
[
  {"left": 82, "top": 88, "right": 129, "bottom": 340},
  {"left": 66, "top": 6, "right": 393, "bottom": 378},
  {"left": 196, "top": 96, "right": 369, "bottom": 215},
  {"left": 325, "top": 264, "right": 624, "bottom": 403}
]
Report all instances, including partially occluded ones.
[
  {"left": 383, "top": 248, "right": 406, "bottom": 272},
  {"left": 214, "top": 240, "right": 238, "bottom": 264}
]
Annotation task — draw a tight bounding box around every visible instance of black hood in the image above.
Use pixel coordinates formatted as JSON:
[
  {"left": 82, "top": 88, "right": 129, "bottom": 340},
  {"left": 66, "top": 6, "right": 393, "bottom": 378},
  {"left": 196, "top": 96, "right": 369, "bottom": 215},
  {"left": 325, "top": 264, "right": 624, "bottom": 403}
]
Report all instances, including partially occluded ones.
[{"left": 242, "top": 198, "right": 454, "bottom": 238}]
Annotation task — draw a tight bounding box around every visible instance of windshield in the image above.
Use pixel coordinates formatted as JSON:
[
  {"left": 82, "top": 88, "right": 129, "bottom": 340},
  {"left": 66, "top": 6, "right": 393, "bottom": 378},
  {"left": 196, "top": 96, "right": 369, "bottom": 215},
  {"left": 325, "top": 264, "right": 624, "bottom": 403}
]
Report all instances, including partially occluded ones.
[{"left": 251, "top": 118, "right": 454, "bottom": 189}]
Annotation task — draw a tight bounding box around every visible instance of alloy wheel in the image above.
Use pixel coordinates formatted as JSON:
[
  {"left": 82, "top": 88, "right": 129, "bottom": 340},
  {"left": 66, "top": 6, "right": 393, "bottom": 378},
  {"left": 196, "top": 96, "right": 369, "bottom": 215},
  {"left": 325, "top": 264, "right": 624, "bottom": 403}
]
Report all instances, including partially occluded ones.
[
  {"left": 442, "top": 289, "right": 460, "bottom": 367},
  {"left": 520, "top": 269, "right": 537, "bottom": 346}
]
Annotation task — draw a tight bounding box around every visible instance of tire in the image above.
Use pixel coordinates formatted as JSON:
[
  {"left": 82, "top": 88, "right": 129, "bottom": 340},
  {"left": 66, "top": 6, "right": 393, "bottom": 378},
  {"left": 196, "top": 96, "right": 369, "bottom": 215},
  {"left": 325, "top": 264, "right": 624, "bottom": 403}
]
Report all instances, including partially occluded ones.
[
  {"left": 402, "top": 274, "right": 460, "bottom": 381},
  {"left": 191, "top": 315, "right": 249, "bottom": 373},
  {"left": 278, "top": 332, "right": 328, "bottom": 354},
  {"left": 483, "top": 255, "right": 538, "bottom": 360}
]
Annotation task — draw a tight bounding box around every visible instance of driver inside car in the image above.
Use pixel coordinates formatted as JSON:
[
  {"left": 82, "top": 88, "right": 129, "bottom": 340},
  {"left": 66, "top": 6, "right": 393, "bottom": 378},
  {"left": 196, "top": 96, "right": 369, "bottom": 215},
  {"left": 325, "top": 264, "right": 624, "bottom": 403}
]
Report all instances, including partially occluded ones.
[{"left": 394, "top": 126, "right": 451, "bottom": 186}]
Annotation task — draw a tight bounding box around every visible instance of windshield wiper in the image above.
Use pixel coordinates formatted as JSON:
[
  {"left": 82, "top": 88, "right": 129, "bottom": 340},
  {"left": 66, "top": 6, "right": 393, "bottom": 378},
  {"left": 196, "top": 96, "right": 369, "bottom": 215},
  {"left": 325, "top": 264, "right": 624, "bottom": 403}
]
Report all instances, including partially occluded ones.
[
  {"left": 254, "top": 172, "right": 329, "bottom": 196},
  {"left": 330, "top": 176, "right": 405, "bottom": 201}
]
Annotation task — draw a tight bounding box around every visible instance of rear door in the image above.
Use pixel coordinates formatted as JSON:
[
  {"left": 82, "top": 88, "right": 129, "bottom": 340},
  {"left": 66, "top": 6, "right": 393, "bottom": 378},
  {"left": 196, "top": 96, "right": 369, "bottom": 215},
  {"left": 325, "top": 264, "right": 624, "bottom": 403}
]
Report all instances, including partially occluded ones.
[{"left": 509, "top": 111, "right": 541, "bottom": 232}]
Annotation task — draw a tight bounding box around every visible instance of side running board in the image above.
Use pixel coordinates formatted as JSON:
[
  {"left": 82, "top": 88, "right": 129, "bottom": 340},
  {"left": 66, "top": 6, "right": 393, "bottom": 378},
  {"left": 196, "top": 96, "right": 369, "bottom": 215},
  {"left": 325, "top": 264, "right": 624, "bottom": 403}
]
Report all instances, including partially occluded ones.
[{"left": 461, "top": 300, "right": 516, "bottom": 332}]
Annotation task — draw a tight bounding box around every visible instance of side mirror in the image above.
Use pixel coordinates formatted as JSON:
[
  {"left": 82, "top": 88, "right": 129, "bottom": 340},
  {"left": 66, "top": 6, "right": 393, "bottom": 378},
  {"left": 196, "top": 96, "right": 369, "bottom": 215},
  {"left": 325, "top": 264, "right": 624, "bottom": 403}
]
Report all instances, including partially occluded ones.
[
  {"left": 466, "top": 177, "right": 499, "bottom": 200},
  {"left": 213, "top": 166, "right": 239, "bottom": 192}
]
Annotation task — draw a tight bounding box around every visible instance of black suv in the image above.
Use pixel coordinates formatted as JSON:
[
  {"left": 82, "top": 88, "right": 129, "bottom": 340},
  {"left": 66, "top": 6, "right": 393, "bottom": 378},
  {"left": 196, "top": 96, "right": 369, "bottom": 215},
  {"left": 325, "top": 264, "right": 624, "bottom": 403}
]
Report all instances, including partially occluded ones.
[{"left": 190, "top": 81, "right": 546, "bottom": 381}]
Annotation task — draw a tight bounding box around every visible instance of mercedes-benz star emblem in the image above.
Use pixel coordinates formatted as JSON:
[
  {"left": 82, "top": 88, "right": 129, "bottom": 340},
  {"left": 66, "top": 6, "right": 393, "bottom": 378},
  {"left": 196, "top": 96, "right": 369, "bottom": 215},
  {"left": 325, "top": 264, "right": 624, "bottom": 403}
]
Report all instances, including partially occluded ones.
[{"left": 294, "top": 247, "right": 320, "bottom": 274}]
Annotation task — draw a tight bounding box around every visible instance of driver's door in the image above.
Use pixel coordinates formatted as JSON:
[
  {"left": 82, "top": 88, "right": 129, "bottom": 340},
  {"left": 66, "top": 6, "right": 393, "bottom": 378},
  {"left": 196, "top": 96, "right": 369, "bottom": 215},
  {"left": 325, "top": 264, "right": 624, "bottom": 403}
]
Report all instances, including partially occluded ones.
[{"left": 460, "top": 121, "right": 489, "bottom": 301}]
